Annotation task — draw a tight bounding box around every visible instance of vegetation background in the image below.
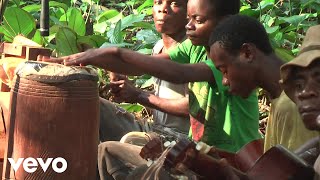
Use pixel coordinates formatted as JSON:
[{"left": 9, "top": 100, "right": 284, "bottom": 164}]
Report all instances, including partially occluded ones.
[{"left": 1, "top": 0, "right": 319, "bottom": 135}]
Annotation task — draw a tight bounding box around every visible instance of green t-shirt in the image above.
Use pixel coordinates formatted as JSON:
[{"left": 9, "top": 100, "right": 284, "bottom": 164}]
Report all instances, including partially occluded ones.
[{"left": 168, "top": 39, "right": 262, "bottom": 152}]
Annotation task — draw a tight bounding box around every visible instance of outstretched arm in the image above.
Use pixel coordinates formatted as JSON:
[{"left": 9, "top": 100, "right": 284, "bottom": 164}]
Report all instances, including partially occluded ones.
[{"left": 50, "top": 48, "right": 215, "bottom": 84}]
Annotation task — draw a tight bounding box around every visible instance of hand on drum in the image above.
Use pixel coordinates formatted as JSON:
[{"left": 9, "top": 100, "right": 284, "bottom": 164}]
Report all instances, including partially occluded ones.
[{"left": 37, "top": 48, "right": 119, "bottom": 69}]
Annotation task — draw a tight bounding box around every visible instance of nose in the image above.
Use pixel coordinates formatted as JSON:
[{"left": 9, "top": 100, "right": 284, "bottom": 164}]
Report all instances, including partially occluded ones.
[
  {"left": 158, "top": 2, "right": 168, "bottom": 13},
  {"left": 185, "top": 19, "right": 194, "bottom": 31},
  {"left": 297, "top": 83, "right": 318, "bottom": 100},
  {"left": 222, "top": 77, "right": 229, "bottom": 86}
]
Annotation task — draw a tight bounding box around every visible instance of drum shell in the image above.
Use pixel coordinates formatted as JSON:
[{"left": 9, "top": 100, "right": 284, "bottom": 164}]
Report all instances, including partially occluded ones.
[{"left": 3, "top": 76, "right": 99, "bottom": 180}]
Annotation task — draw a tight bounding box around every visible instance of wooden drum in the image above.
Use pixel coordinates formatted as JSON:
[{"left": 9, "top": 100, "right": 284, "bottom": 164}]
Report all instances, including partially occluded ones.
[{"left": 2, "top": 61, "right": 99, "bottom": 180}]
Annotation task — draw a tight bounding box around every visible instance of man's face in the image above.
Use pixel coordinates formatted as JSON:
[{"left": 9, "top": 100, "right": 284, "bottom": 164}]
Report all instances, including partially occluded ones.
[
  {"left": 291, "top": 61, "right": 320, "bottom": 130},
  {"left": 153, "top": 0, "right": 187, "bottom": 34},
  {"left": 210, "top": 42, "right": 257, "bottom": 98},
  {"left": 185, "top": 0, "right": 218, "bottom": 46}
]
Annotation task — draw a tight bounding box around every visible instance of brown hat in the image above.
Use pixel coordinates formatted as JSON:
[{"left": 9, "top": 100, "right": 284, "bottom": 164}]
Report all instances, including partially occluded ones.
[{"left": 280, "top": 25, "right": 320, "bottom": 101}]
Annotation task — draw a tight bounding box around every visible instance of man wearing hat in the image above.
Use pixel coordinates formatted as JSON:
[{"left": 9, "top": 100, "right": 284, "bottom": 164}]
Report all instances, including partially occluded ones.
[{"left": 280, "top": 24, "right": 320, "bottom": 178}]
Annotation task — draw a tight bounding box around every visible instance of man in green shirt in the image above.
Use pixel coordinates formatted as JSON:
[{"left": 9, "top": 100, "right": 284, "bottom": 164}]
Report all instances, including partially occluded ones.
[{"left": 49, "top": 0, "right": 261, "bottom": 152}]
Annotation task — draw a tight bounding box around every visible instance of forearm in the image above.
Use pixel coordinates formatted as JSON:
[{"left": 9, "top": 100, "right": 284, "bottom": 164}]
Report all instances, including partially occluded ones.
[
  {"left": 117, "top": 48, "right": 214, "bottom": 84},
  {"left": 136, "top": 91, "right": 189, "bottom": 117}
]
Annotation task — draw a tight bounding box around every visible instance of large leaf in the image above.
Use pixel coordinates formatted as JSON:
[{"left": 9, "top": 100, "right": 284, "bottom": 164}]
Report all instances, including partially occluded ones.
[
  {"left": 77, "top": 36, "right": 97, "bottom": 48},
  {"left": 2, "top": 7, "right": 36, "bottom": 42},
  {"left": 94, "top": 22, "right": 108, "bottom": 34},
  {"left": 118, "top": 103, "right": 144, "bottom": 113},
  {"left": 136, "top": 29, "right": 160, "bottom": 45},
  {"left": 23, "top": 1, "right": 68, "bottom": 13},
  {"left": 68, "top": 8, "right": 86, "bottom": 36},
  {"left": 108, "top": 20, "right": 123, "bottom": 44},
  {"left": 121, "top": 14, "right": 145, "bottom": 30},
  {"left": 278, "top": 13, "right": 317, "bottom": 27},
  {"left": 89, "top": 35, "right": 107, "bottom": 47},
  {"left": 55, "top": 27, "right": 79, "bottom": 56},
  {"left": 137, "top": 0, "right": 153, "bottom": 13},
  {"left": 32, "top": 29, "right": 44, "bottom": 45},
  {"left": 97, "top": 9, "right": 120, "bottom": 23}
]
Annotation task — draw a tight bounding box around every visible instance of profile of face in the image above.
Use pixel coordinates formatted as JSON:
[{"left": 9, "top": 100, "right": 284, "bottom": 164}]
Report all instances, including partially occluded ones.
[
  {"left": 290, "top": 60, "right": 320, "bottom": 131},
  {"left": 209, "top": 42, "right": 257, "bottom": 98},
  {"left": 185, "top": 0, "right": 218, "bottom": 46},
  {"left": 153, "top": 0, "right": 187, "bottom": 34}
]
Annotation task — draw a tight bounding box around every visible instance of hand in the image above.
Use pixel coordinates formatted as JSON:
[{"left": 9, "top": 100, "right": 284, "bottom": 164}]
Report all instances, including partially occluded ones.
[
  {"left": 109, "top": 79, "right": 142, "bottom": 103},
  {"left": 43, "top": 48, "right": 118, "bottom": 68}
]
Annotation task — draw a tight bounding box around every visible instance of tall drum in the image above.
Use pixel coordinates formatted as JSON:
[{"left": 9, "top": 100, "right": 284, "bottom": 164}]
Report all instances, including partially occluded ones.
[{"left": 2, "top": 61, "right": 99, "bottom": 180}]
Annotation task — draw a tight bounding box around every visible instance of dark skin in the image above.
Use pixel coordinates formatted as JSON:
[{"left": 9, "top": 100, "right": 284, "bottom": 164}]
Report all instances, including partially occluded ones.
[
  {"left": 44, "top": 0, "right": 219, "bottom": 85},
  {"left": 209, "top": 42, "right": 283, "bottom": 99},
  {"left": 290, "top": 61, "right": 320, "bottom": 131},
  {"left": 109, "top": 0, "right": 189, "bottom": 117},
  {"left": 287, "top": 61, "right": 320, "bottom": 177}
]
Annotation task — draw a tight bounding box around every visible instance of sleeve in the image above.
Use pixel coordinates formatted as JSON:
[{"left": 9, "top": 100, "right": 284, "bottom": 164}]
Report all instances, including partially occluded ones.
[
  {"left": 167, "top": 39, "right": 192, "bottom": 64},
  {"left": 203, "top": 59, "right": 227, "bottom": 93}
]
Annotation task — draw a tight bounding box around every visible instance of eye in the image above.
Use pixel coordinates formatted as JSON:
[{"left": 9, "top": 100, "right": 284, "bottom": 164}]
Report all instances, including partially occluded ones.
[
  {"left": 154, "top": 0, "right": 161, "bottom": 5},
  {"left": 171, "top": 1, "right": 178, "bottom": 6},
  {"left": 294, "top": 80, "right": 305, "bottom": 91}
]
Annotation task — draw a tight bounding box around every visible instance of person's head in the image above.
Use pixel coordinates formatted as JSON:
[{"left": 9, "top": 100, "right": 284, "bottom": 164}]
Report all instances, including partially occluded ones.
[
  {"left": 153, "top": 0, "right": 188, "bottom": 35},
  {"left": 280, "top": 25, "right": 320, "bottom": 131},
  {"left": 186, "top": 0, "right": 240, "bottom": 46},
  {"left": 208, "top": 15, "right": 273, "bottom": 98}
]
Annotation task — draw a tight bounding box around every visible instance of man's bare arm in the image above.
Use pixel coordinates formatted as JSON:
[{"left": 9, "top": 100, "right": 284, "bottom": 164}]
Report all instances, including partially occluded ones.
[{"left": 55, "top": 48, "right": 215, "bottom": 84}]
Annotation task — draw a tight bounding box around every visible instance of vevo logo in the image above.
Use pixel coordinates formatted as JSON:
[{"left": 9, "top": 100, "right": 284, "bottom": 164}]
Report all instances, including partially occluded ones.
[{"left": 8, "top": 157, "right": 67, "bottom": 173}]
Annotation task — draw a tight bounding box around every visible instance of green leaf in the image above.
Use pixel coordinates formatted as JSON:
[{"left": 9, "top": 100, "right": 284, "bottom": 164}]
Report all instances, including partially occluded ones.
[
  {"left": 278, "top": 13, "right": 317, "bottom": 27},
  {"left": 118, "top": 103, "right": 144, "bottom": 113},
  {"left": 275, "top": 48, "right": 294, "bottom": 62},
  {"left": 93, "top": 22, "right": 108, "bottom": 34},
  {"left": 55, "top": 27, "right": 79, "bottom": 56},
  {"left": 23, "top": 1, "right": 68, "bottom": 13},
  {"left": 136, "top": 29, "right": 160, "bottom": 45},
  {"left": 133, "top": 21, "right": 155, "bottom": 30},
  {"left": 77, "top": 36, "right": 97, "bottom": 48},
  {"left": 89, "top": 35, "right": 107, "bottom": 47},
  {"left": 68, "top": 8, "right": 86, "bottom": 36},
  {"left": 100, "top": 42, "right": 133, "bottom": 48},
  {"left": 2, "top": 7, "right": 36, "bottom": 42},
  {"left": 141, "top": 77, "right": 154, "bottom": 88},
  {"left": 137, "top": 0, "right": 153, "bottom": 13},
  {"left": 32, "top": 30, "right": 44, "bottom": 45},
  {"left": 108, "top": 20, "right": 123, "bottom": 44},
  {"left": 121, "top": 14, "right": 145, "bottom": 30},
  {"left": 97, "top": 9, "right": 120, "bottom": 23},
  {"left": 137, "top": 48, "right": 152, "bottom": 55}
]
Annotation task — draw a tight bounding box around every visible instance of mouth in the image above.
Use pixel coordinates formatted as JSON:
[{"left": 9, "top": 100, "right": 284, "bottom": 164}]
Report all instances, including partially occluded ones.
[{"left": 299, "top": 106, "right": 320, "bottom": 116}]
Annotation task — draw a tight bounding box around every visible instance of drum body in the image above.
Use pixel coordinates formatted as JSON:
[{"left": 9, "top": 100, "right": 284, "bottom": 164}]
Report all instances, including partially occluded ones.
[{"left": 2, "top": 61, "right": 99, "bottom": 180}]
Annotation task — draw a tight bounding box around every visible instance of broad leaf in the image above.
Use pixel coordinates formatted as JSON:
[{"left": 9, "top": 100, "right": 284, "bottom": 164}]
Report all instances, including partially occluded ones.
[
  {"left": 118, "top": 103, "right": 144, "bottom": 113},
  {"left": 136, "top": 29, "right": 159, "bottom": 44},
  {"left": 77, "top": 36, "right": 97, "bottom": 48},
  {"left": 100, "top": 42, "right": 133, "bottom": 48},
  {"left": 121, "top": 14, "right": 145, "bottom": 30},
  {"left": 2, "top": 7, "right": 36, "bottom": 42},
  {"left": 97, "top": 9, "right": 120, "bottom": 23},
  {"left": 137, "top": 0, "right": 153, "bottom": 13},
  {"left": 55, "top": 27, "right": 79, "bottom": 56},
  {"left": 108, "top": 20, "right": 123, "bottom": 44},
  {"left": 32, "top": 29, "right": 44, "bottom": 45},
  {"left": 23, "top": 1, "right": 68, "bottom": 13},
  {"left": 68, "top": 8, "right": 86, "bottom": 36}
]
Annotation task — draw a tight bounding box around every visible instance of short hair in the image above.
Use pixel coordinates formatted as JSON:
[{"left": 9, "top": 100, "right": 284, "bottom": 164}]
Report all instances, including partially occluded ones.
[
  {"left": 209, "top": 15, "right": 273, "bottom": 55},
  {"left": 210, "top": 0, "right": 240, "bottom": 18}
]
